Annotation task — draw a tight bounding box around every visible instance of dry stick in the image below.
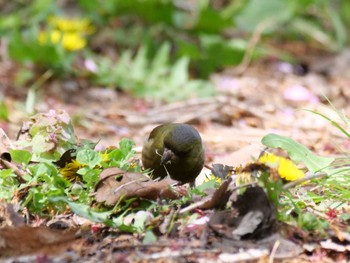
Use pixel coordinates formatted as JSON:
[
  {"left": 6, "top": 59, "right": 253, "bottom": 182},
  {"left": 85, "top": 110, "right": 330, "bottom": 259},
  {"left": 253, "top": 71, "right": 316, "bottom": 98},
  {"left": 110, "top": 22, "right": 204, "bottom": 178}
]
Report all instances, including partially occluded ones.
[
  {"left": 234, "top": 18, "right": 277, "bottom": 76},
  {"left": 179, "top": 182, "right": 257, "bottom": 214},
  {"left": 0, "top": 128, "right": 14, "bottom": 150},
  {"left": 283, "top": 172, "right": 328, "bottom": 190},
  {"left": 269, "top": 240, "right": 281, "bottom": 263},
  {"left": 127, "top": 98, "right": 219, "bottom": 125},
  {"left": 0, "top": 158, "right": 26, "bottom": 183},
  {"left": 181, "top": 173, "right": 327, "bottom": 214},
  {"left": 147, "top": 97, "right": 216, "bottom": 115},
  {"left": 159, "top": 207, "right": 177, "bottom": 235}
]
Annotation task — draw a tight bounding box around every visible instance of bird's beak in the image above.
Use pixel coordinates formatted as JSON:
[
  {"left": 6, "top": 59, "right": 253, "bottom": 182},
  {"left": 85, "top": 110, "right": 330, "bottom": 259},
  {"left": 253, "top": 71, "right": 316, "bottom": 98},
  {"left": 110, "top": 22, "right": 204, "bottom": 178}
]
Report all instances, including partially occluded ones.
[{"left": 160, "top": 148, "right": 176, "bottom": 165}]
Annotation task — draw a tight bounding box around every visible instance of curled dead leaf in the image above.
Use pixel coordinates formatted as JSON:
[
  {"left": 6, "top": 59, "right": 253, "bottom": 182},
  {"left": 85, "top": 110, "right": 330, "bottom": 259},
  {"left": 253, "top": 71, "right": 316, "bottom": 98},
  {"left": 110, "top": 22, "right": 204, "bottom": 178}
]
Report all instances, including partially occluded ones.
[
  {"left": 94, "top": 167, "right": 184, "bottom": 206},
  {"left": 199, "top": 177, "right": 232, "bottom": 210},
  {"left": 209, "top": 186, "right": 276, "bottom": 240}
]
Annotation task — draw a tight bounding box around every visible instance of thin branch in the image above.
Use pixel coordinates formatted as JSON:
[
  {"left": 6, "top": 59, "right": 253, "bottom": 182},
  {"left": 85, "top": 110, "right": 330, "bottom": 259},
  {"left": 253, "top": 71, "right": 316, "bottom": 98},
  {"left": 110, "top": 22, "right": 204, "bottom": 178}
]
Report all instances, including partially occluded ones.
[
  {"left": 283, "top": 172, "right": 328, "bottom": 190},
  {"left": 0, "top": 158, "right": 26, "bottom": 183}
]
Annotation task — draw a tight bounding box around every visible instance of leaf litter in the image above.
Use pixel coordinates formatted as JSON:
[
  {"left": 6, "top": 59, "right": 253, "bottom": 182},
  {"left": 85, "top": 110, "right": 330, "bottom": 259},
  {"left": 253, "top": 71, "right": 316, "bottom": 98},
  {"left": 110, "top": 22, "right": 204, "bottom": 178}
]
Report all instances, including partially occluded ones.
[{"left": 2, "top": 58, "right": 350, "bottom": 262}]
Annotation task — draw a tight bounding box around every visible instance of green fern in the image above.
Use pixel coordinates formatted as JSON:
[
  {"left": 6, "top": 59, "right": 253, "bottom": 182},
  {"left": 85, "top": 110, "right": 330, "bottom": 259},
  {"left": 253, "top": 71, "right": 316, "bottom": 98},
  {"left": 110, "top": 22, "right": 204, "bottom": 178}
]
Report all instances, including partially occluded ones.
[{"left": 93, "top": 43, "right": 215, "bottom": 102}]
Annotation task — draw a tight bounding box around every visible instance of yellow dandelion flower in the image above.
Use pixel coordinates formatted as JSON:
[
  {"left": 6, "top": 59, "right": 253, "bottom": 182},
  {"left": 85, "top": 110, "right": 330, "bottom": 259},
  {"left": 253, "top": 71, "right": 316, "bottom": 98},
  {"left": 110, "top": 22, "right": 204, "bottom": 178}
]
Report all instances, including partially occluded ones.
[
  {"left": 38, "top": 30, "right": 86, "bottom": 51},
  {"left": 99, "top": 151, "right": 109, "bottom": 163},
  {"left": 38, "top": 29, "right": 61, "bottom": 45},
  {"left": 259, "top": 153, "right": 305, "bottom": 181},
  {"left": 48, "top": 16, "right": 95, "bottom": 34},
  {"left": 236, "top": 171, "right": 254, "bottom": 185},
  {"left": 61, "top": 32, "right": 86, "bottom": 51},
  {"left": 59, "top": 159, "right": 84, "bottom": 182},
  {"left": 204, "top": 174, "right": 222, "bottom": 184}
]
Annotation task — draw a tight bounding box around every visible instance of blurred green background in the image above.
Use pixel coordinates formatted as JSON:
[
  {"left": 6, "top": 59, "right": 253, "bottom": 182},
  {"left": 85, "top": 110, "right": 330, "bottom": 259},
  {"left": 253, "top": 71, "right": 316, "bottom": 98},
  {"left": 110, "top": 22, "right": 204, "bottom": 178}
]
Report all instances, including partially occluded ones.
[{"left": 1, "top": 0, "right": 349, "bottom": 102}]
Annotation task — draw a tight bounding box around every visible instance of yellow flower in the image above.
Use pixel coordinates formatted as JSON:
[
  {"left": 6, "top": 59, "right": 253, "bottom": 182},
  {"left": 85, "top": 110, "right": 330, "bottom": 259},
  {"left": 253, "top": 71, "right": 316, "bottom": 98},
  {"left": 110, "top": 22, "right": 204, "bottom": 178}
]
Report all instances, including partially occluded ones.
[
  {"left": 259, "top": 153, "right": 305, "bottom": 181},
  {"left": 99, "top": 151, "right": 109, "bottom": 163},
  {"left": 205, "top": 174, "right": 222, "bottom": 184},
  {"left": 61, "top": 32, "right": 86, "bottom": 51},
  {"left": 38, "top": 30, "right": 86, "bottom": 51},
  {"left": 48, "top": 16, "right": 95, "bottom": 34},
  {"left": 59, "top": 159, "right": 84, "bottom": 182},
  {"left": 38, "top": 16, "right": 94, "bottom": 51}
]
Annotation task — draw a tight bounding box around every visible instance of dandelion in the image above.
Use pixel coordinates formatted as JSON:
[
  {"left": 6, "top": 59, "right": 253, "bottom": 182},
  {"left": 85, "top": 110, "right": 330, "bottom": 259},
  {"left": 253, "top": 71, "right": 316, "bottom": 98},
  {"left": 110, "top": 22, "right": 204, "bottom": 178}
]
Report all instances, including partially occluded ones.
[
  {"left": 99, "top": 151, "right": 109, "bottom": 163},
  {"left": 38, "top": 16, "right": 94, "bottom": 51},
  {"left": 38, "top": 30, "right": 86, "bottom": 51},
  {"left": 59, "top": 159, "right": 84, "bottom": 182},
  {"left": 259, "top": 153, "right": 305, "bottom": 181},
  {"left": 204, "top": 174, "right": 222, "bottom": 184},
  {"left": 48, "top": 16, "right": 95, "bottom": 34}
]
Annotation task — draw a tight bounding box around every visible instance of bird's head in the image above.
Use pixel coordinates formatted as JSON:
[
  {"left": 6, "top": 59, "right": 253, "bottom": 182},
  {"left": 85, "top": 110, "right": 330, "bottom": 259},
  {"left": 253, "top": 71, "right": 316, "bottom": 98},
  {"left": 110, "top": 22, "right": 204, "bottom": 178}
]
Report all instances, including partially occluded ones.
[{"left": 160, "top": 124, "right": 202, "bottom": 165}]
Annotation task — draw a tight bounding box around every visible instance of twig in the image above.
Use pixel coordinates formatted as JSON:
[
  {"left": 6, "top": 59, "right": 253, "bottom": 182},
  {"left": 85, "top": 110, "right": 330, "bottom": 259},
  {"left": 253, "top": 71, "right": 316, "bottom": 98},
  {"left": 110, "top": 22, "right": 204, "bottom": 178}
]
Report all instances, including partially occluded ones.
[
  {"left": 126, "top": 98, "right": 218, "bottom": 125},
  {"left": 234, "top": 18, "right": 276, "bottom": 75},
  {"left": 179, "top": 182, "right": 256, "bottom": 214},
  {"left": 0, "top": 158, "right": 26, "bottom": 183},
  {"left": 269, "top": 239, "right": 280, "bottom": 263},
  {"left": 283, "top": 172, "right": 328, "bottom": 190},
  {"left": 147, "top": 98, "right": 216, "bottom": 115},
  {"left": 179, "top": 199, "right": 208, "bottom": 214},
  {"left": 159, "top": 207, "right": 177, "bottom": 235},
  {"left": 0, "top": 128, "right": 14, "bottom": 150}
]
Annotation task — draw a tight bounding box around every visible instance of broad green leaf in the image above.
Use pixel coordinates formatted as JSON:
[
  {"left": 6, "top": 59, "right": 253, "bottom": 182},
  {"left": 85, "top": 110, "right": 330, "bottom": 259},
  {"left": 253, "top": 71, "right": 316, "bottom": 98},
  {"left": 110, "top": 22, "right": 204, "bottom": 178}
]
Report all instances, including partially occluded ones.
[
  {"left": 290, "top": 18, "right": 338, "bottom": 50},
  {"left": 81, "top": 168, "right": 100, "bottom": 186},
  {"left": 10, "top": 149, "right": 32, "bottom": 165},
  {"left": 261, "top": 133, "right": 334, "bottom": 174},
  {"left": 76, "top": 148, "right": 102, "bottom": 169},
  {"left": 150, "top": 42, "right": 170, "bottom": 73},
  {"left": 119, "top": 138, "right": 135, "bottom": 156},
  {"left": 235, "top": 0, "right": 296, "bottom": 32},
  {"left": 142, "top": 230, "right": 157, "bottom": 244},
  {"left": 32, "top": 133, "right": 54, "bottom": 153},
  {"left": 169, "top": 56, "right": 189, "bottom": 87},
  {"left": 0, "top": 100, "right": 9, "bottom": 120},
  {"left": 131, "top": 46, "right": 147, "bottom": 81},
  {"left": 52, "top": 197, "right": 115, "bottom": 226}
]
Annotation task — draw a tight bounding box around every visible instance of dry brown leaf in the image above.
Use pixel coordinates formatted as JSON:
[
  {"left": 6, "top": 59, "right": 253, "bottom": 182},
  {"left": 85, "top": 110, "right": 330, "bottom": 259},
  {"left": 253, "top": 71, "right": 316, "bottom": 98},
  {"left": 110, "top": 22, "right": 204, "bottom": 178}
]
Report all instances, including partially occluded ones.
[
  {"left": 95, "top": 167, "right": 183, "bottom": 206},
  {"left": 209, "top": 186, "right": 276, "bottom": 240},
  {"left": 0, "top": 202, "right": 24, "bottom": 227},
  {"left": 212, "top": 143, "right": 263, "bottom": 168},
  {"left": 199, "top": 177, "right": 232, "bottom": 210},
  {"left": 0, "top": 225, "right": 77, "bottom": 257}
]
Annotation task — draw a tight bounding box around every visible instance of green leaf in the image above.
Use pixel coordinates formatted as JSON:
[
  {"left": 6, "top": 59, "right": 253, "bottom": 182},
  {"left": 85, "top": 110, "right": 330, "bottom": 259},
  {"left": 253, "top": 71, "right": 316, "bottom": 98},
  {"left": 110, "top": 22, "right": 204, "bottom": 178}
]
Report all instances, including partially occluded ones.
[
  {"left": 235, "top": 0, "right": 296, "bottom": 33},
  {"left": 82, "top": 168, "right": 100, "bottom": 187},
  {"left": 169, "top": 57, "right": 189, "bottom": 87},
  {"left": 290, "top": 18, "right": 338, "bottom": 50},
  {"left": 52, "top": 197, "right": 115, "bottom": 226},
  {"left": 0, "top": 100, "right": 9, "bottom": 120},
  {"left": 76, "top": 148, "right": 102, "bottom": 169},
  {"left": 305, "top": 109, "right": 350, "bottom": 139},
  {"left": 261, "top": 133, "right": 334, "bottom": 174},
  {"left": 10, "top": 149, "right": 32, "bottom": 165},
  {"left": 142, "top": 230, "right": 157, "bottom": 244},
  {"left": 119, "top": 138, "right": 135, "bottom": 156},
  {"left": 32, "top": 133, "right": 54, "bottom": 154}
]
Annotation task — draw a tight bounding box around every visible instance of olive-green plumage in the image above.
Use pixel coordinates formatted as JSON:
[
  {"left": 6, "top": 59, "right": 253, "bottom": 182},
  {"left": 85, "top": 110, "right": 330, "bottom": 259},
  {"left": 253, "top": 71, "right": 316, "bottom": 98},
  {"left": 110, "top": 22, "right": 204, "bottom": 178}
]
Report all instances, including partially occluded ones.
[{"left": 142, "top": 123, "right": 205, "bottom": 184}]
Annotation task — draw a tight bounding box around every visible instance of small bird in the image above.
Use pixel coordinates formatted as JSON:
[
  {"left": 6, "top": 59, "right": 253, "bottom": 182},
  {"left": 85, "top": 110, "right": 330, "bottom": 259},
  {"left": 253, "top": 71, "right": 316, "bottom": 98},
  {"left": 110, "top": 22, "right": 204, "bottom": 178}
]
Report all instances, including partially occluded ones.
[{"left": 142, "top": 123, "right": 205, "bottom": 185}]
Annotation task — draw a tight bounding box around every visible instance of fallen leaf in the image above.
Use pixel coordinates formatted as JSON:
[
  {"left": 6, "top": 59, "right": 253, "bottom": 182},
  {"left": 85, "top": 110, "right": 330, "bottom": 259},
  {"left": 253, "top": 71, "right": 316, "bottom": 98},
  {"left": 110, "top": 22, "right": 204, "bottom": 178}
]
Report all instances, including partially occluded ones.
[
  {"left": 0, "top": 202, "right": 24, "bottom": 227},
  {"left": 199, "top": 177, "right": 232, "bottom": 210},
  {"left": 95, "top": 167, "right": 182, "bottom": 205},
  {"left": 0, "top": 225, "right": 77, "bottom": 257},
  {"left": 209, "top": 186, "right": 276, "bottom": 240}
]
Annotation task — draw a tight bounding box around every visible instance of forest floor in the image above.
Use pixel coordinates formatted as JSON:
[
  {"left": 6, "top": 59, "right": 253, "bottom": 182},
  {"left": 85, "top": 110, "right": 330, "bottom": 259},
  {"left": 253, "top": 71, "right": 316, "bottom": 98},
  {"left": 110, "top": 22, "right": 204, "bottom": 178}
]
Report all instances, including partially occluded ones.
[{"left": 2, "top": 50, "right": 350, "bottom": 262}]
